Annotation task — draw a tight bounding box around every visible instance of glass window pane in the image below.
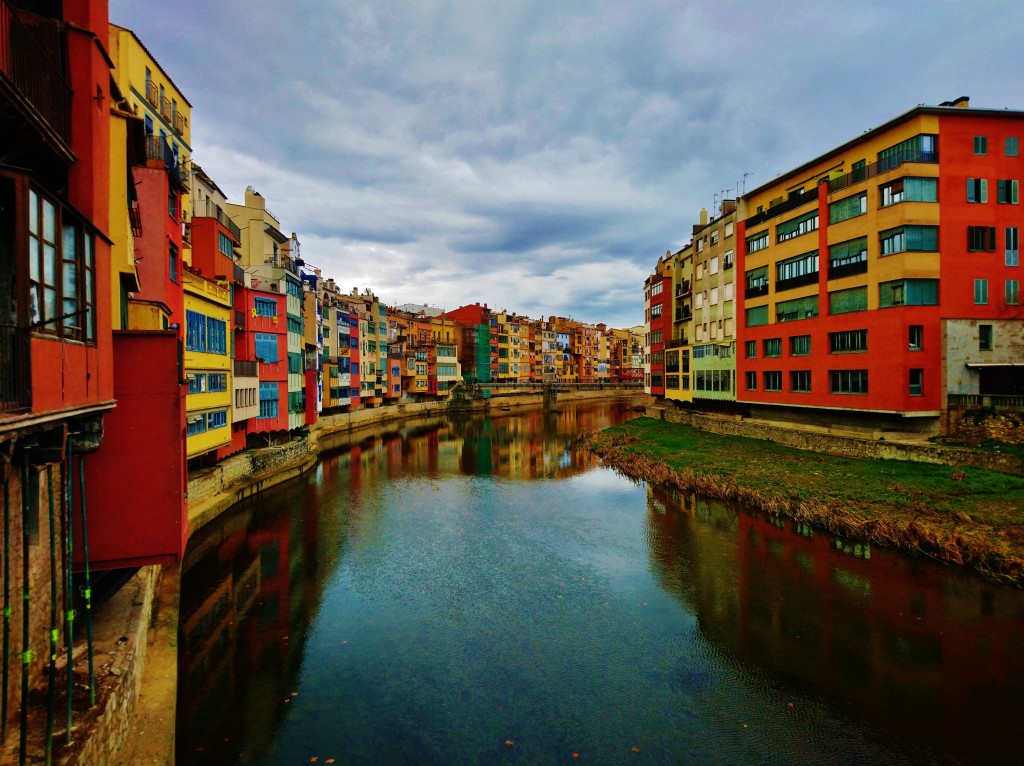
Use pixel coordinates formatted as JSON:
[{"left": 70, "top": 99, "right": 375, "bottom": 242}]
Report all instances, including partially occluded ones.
[
  {"left": 43, "top": 244, "right": 56, "bottom": 286},
  {"left": 42, "top": 199, "right": 55, "bottom": 241}
]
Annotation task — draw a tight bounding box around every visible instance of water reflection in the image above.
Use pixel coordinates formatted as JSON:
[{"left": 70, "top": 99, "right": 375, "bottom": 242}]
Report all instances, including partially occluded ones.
[
  {"left": 646, "top": 485, "right": 1024, "bottom": 764},
  {"left": 177, "top": 403, "right": 1024, "bottom": 766}
]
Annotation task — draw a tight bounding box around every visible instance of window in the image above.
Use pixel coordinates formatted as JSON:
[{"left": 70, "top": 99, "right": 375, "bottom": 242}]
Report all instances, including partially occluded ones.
[
  {"left": 168, "top": 187, "right": 177, "bottom": 220},
  {"left": 208, "top": 373, "right": 228, "bottom": 391},
  {"left": 790, "top": 335, "right": 811, "bottom": 356},
  {"left": 909, "top": 369, "right": 923, "bottom": 397},
  {"left": 829, "top": 286, "right": 868, "bottom": 315},
  {"left": 185, "top": 310, "right": 206, "bottom": 351},
  {"left": 1007, "top": 227, "right": 1020, "bottom": 266},
  {"left": 967, "top": 178, "right": 988, "bottom": 203},
  {"left": 828, "top": 236, "right": 868, "bottom": 275},
  {"left": 762, "top": 371, "right": 782, "bottom": 391},
  {"left": 777, "top": 211, "right": 818, "bottom": 243},
  {"left": 746, "top": 266, "right": 769, "bottom": 296},
  {"left": 790, "top": 371, "right": 811, "bottom": 392},
  {"left": 169, "top": 242, "right": 179, "bottom": 282},
  {"left": 974, "top": 136, "right": 988, "bottom": 155},
  {"left": 710, "top": 256, "right": 719, "bottom": 275},
  {"left": 776, "top": 251, "right": 819, "bottom": 287},
  {"left": 747, "top": 230, "right": 769, "bottom": 253},
  {"left": 287, "top": 316, "right": 303, "bottom": 335},
  {"left": 723, "top": 249, "right": 734, "bottom": 270},
  {"left": 206, "top": 317, "right": 227, "bottom": 355},
  {"left": 829, "top": 329, "right": 867, "bottom": 353},
  {"left": 909, "top": 325, "right": 923, "bottom": 351},
  {"left": 218, "top": 232, "right": 234, "bottom": 257},
  {"left": 711, "top": 231, "right": 719, "bottom": 245},
  {"left": 746, "top": 371, "right": 757, "bottom": 390},
  {"left": 830, "top": 369, "right": 868, "bottom": 394},
  {"left": 186, "top": 414, "right": 206, "bottom": 436},
  {"left": 763, "top": 338, "right": 782, "bottom": 357},
  {"left": 879, "top": 279, "right": 938, "bottom": 308},
  {"left": 745, "top": 340, "right": 756, "bottom": 358},
  {"left": 746, "top": 305, "right": 768, "bottom": 327},
  {"left": 255, "top": 332, "right": 278, "bottom": 362},
  {"left": 650, "top": 329, "right": 662, "bottom": 345},
  {"left": 725, "top": 221, "right": 734, "bottom": 237},
  {"left": 974, "top": 279, "right": 989, "bottom": 305},
  {"left": 828, "top": 193, "right": 866, "bottom": 224},
  {"left": 208, "top": 410, "right": 228, "bottom": 429},
  {"left": 254, "top": 297, "right": 277, "bottom": 317},
  {"left": 259, "top": 382, "right": 279, "bottom": 419},
  {"left": 187, "top": 373, "right": 205, "bottom": 394},
  {"left": 997, "top": 180, "right": 1019, "bottom": 204},
  {"left": 968, "top": 226, "right": 997, "bottom": 252},
  {"left": 651, "top": 303, "right": 662, "bottom": 318},
  {"left": 979, "top": 324, "right": 993, "bottom": 351},
  {"left": 1007, "top": 279, "right": 1020, "bottom": 306},
  {"left": 879, "top": 177, "right": 937, "bottom": 207},
  {"left": 1007, "top": 137, "right": 1020, "bottom": 157},
  {"left": 776, "top": 295, "right": 818, "bottom": 323},
  {"left": 879, "top": 134, "right": 937, "bottom": 169},
  {"left": 880, "top": 225, "right": 938, "bottom": 255}
]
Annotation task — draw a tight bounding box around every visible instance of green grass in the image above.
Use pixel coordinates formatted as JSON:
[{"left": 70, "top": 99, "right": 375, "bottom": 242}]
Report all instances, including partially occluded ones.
[{"left": 595, "top": 417, "right": 1024, "bottom": 561}]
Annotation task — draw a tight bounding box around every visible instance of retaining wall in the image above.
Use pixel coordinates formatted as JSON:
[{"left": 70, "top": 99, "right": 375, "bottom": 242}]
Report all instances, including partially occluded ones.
[{"left": 651, "top": 406, "right": 1024, "bottom": 474}]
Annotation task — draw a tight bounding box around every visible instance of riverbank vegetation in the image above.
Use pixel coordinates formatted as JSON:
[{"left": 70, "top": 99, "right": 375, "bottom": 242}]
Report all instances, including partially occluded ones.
[{"left": 582, "top": 417, "right": 1024, "bottom": 583}]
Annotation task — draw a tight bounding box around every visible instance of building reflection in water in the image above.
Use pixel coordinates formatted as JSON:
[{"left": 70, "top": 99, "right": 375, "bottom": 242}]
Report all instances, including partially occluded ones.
[
  {"left": 176, "top": 401, "right": 640, "bottom": 762},
  {"left": 644, "top": 484, "right": 1024, "bottom": 763}
]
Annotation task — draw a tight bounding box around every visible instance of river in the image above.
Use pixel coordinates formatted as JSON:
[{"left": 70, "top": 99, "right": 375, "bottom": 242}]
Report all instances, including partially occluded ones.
[{"left": 176, "top": 401, "right": 1024, "bottom": 765}]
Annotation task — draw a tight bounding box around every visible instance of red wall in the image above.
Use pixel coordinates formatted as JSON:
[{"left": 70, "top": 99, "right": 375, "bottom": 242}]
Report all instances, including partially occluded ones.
[{"left": 81, "top": 331, "right": 186, "bottom": 570}]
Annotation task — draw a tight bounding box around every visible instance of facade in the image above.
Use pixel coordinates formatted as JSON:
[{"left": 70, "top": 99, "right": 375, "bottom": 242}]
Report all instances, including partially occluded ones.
[
  {"left": 737, "top": 99, "right": 1024, "bottom": 430},
  {"left": 664, "top": 244, "right": 693, "bottom": 403},
  {"left": 643, "top": 255, "right": 672, "bottom": 397},
  {"left": 690, "top": 204, "right": 738, "bottom": 402},
  {"left": 444, "top": 303, "right": 493, "bottom": 384}
]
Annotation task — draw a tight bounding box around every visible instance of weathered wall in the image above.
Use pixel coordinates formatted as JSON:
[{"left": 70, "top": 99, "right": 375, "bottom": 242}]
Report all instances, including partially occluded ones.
[
  {"left": 944, "top": 408, "right": 1024, "bottom": 445},
  {"left": 652, "top": 406, "right": 1024, "bottom": 474},
  {"left": 67, "top": 566, "right": 158, "bottom": 766}
]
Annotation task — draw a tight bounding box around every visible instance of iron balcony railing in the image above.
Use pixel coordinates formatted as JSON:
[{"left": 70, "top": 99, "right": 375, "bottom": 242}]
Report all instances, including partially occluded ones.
[
  {"left": 145, "top": 79, "right": 160, "bottom": 107},
  {"left": 192, "top": 198, "right": 242, "bottom": 242},
  {"left": 144, "top": 135, "right": 189, "bottom": 190},
  {"left": 0, "top": 0, "right": 71, "bottom": 144},
  {"left": 233, "top": 359, "right": 258, "bottom": 378},
  {"left": 948, "top": 393, "right": 1024, "bottom": 410},
  {"left": 744, "top": 188, "right": 818, "bottom": 228},
  {"left": 0, "top": 323, "right": 30, "bottom": 412},
  {"left": 828, "top": 148, "right": 939, "bottom": 194}
]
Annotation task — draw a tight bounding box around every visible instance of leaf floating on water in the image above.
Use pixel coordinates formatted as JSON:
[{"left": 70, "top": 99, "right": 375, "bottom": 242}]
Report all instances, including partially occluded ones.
[
  {"left": 291, "top": 691, "right": 299, "bottom": 697},
  {"left": 631, "top": 746, "right": 640, "bottom": 752},
  {"left": 325, "top": 760, "right": 336, "bottom": 764},
  {"left": 310, "top": 758, "right": 318, "bottom": 763},
  {"left": 505, "top": 740, "right": 514, "bottom": 746},
  {"left": 742, "top": 723, "right": 749, "bottom": 729},
  {"left": 572, "top": 753, "right": 580, "bottom": 758},
  {"left": 787, "top": 702, "right": 794, "bottom": 708}
]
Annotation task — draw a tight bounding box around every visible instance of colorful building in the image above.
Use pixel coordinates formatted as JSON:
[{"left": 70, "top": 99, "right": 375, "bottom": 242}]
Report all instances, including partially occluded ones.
[
  {"left": 737, "top": 98, "right": 1024, "bottom": 432},
  {"left": 643, "top": 255, "right": 672, "bottom": 397}
]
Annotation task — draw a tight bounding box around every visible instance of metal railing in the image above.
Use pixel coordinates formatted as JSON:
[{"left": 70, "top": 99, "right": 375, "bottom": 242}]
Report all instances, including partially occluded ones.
[
  {"left": 234, "top": 359, "right": 258, "bottom": 378},
  {"left": 948, "top": 393, "right": 1024, "bottom": 410},
  {"left": 0, "top": 323, "right": 30, "bottom": 412},
  {"left": 192, "top": 198, "right": 242, "bottom": 242},
  {"left": 145, "top": 79, "right": 160, "bottom": 107},
  {"left": 0, "top": 0, "right": 71, "bottom": 144},
  {"left": 173, "top": 110, "right": 187, "bottom": 136},
  {"left": 744, "top": 188, "right": 818, "bottom": 228},
  {"left": 828, "top": 148, "right": 939, "bottom": 194}
]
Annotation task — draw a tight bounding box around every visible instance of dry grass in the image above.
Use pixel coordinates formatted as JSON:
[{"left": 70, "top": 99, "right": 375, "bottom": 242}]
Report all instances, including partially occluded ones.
[{"left": 580, "top": 422, "right": 1024, "bottom": 584}]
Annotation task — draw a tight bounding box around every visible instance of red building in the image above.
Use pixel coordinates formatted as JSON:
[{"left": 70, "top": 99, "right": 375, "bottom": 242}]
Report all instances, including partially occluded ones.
[
  {"left": 0, "top": 0, "right": 123, "bottom": 742},
  {"left": 735, "top": 100, "right": 1024, "bottom": 432},
  {"left": 236, "top": 282, "right": 290, "bottom": 441},
  {"left": 644, "top": 255, "right": 672, "bottom": 397}
]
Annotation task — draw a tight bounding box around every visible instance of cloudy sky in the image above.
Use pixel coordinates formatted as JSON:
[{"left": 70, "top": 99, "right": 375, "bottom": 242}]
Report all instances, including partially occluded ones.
[{"left": 109, "top": 0, "right": 1022, "bottom": 328}]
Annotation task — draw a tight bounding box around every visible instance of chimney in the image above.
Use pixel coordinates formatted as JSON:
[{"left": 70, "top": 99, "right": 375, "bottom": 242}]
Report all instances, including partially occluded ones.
[{"left": 699, "top": 207, "right": 708, "bottom": 226}]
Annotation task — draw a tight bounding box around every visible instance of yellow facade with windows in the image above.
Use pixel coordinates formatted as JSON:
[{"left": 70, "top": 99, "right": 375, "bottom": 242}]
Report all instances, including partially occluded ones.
[{"left": 183, "top": 271, "right": 232, "bottom": 458}]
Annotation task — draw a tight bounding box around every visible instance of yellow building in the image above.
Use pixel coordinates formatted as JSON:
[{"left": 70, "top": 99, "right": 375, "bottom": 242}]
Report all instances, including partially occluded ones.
[
  {"left": 183, "top": 271, "right": 233, "bottom": 459},
  {"left": 109, "top": 24, "right": 192, "bottom": 260},
  {"left": 665, "top": 243, "right": 694, "bottom": 404}
]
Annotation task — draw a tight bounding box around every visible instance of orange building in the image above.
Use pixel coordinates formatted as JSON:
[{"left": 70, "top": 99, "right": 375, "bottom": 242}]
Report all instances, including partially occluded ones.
[{"left": 737, "top": 99, "right": 1024, "bottom": 433}]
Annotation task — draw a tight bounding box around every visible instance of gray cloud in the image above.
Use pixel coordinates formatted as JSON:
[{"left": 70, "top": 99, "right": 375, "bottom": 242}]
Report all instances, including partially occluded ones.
[{"left": 111, "top": 0, "right": 1024, "bottom": 327}]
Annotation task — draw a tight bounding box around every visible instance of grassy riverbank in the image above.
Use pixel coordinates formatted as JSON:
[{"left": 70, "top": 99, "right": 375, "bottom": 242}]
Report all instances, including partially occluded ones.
[{"left": 584, "top": 417, "right": 1024, "bottom": 583}]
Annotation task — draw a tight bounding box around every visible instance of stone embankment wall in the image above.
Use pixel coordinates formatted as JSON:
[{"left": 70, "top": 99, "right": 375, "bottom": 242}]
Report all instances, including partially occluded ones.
[
  {"left": 943, "top": 408, "right": 1024, "bottom": 446},
  {"left": 653, "top": 406, "right": 1024, "bottom": 474},
  {"left": 67, "top": 566, "right": 159, "bottom": 766}
]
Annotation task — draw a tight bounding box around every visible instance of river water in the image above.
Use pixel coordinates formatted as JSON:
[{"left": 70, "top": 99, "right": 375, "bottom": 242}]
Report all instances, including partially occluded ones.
[{"left": 177, "top": 401, "right": 1024, "bottom": 765}]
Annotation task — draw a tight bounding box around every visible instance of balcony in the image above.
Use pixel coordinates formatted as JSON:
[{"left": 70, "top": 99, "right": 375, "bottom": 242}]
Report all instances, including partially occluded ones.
[
  {"left": 0, "top": 323, "right": 30, "bottom": 412},
  {"left": 675, "top": 280, "right": 692, "bottom": 297},
  {"left": 0, "top": 0, "right": 72, "bottom": 148},
  {"left": 233, "top": 359, "right": 258, "bottom": 378},
  {"left": 160, "top": 96, "right": 173, "bottom": 122},
  {"left": 744, "top": 188, "right": 818, "bottom": 228},
  {"left": 746, "top": 282, "right": 769, "bottom": 299},
  {"left": 828, "top": 148, "right": 938, "bottom": 194},
  {"left": 775, "top": 271, "right": 819, "bottom": 292},
  {"left": 173, "top": 110, "right": 187, "bottom": 136},
  {"left": 828, "top": 259, "right": 868, "bottom": 280},
  {"left": 192, "top": 198, "right": 242, "bottom": 242},
  {"left": 674, "top": 307, "right": 692, "bottom": 322},
  {"left": 145, "top": 79, "right": 160, "bottom": 108}
]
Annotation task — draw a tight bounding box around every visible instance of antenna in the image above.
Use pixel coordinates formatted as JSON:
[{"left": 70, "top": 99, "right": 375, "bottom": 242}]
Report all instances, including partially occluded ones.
[{"left": 740, "top": 172, "right": 752, "bottom": 195}]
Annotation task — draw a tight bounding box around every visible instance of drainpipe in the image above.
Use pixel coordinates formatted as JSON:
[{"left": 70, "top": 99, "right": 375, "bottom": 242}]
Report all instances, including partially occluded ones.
[
  {"left": 19, "top": 457, "right": 30, "bottom": 766},
  {"left": 2, "top": 466, "right": 10, "bottom": 743},
  {"left": 62, "top": 441, "right": 74, "bottom": 744},
  {"left": 77, "top": 457, "right": 94, "bottom": 706},
  {"left": 45, "top": 465, "right": 57, "bottom": 766}
]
